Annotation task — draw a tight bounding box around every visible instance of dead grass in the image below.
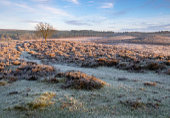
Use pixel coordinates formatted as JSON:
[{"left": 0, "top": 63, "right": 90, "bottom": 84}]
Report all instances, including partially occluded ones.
[
  {"left": 13, "top": 92, "right": 56, "bottom": 111},
  {"left": 12, "top": 60, "right": 21, "bottom": 65},
  {"left": 7, "top": 77, "right": 18, "bottom": 83},
  {"left": 0, "top": 66, "right": 4, "bottom": 71},
  {"left": 57, "top": 71, "right": 108, "bottom": 90},
  {"left": 49, "top": 53, "right": 56, "bottom": 58},
  {"left": 60, "top": 96, "right": 84, "bottom": 112},
  {"left": 11, "top": 62, "right": 56, "bottom": 80},
  {"left": 165, "top": 60, "right": 170, "bottom": 66},
  {"left": 19, "top": 40, "right": 169, "bottom": 74},
  {"left": 146, "top": 62, "right": 165, "bottom": 70},
  {"left": 120, "top": 99, "right": 160, "bottom": 109},
  {"left": 0, "top": 38, "right": 169, "bottom": 118},
  {"left": 43, "top": 77, "right": 59, "bottom": 83},
  {"left": 144, "top": 81, "right": 157, "bottom": 86},
  {"left": 28, "top": 92, "right": 56, "bottom": 110},
  {"left": 96, "top": 58, "right": 119, "bottom": 67},
  {"left": 0, "top": 81, "right": 7, "bottom": 86}
]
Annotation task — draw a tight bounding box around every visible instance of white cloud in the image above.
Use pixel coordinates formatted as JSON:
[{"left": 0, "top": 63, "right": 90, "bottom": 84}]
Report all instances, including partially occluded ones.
[
  {"left": 31, "top": 0, "right": 51, "bottom": 3},
  {"left": 0, "top": 0, "right": 11, "bottom": 6},
  {"left": 0, "top": 0, "right": 35, "bottom": 12},
  {"left": 65, "top": 20, "right": 91, "bottom": 26},
  {"left": 32, "top": 0, "right": 50, "bottom": 2},
  {"left": 14, "top": 3, "right": 35, "bottom": 12},
  {"left": 101, "top": 3, "right": 114, "bottom": 8},
  {"left": 66, "top": 0, "right": 79, "bottom": 4},
  {"left": 39, "top": 5, "right": 72, "bottom": 17},
  {"left": 0, "top": 0, "right": 72, "bottom": 17}
]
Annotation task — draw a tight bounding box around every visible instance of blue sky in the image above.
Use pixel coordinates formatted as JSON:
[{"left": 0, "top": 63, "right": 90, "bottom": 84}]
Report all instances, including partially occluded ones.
[{"left": 0, "top": 0, "right": 170, "bottom": 32}]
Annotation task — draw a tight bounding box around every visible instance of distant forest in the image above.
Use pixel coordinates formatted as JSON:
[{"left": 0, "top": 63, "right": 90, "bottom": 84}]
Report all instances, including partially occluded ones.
[
  {"left": 0, "top": 29, "right": 170, "bottom": 41},
  {"left": 0, "top": 29, "right": 115, "bottom": 41}
]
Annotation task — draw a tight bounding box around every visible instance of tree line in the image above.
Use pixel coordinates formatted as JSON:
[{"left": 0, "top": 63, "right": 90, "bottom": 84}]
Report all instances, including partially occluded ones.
[
  {"left": 0, "top": 30, "right": 116, "bottom": 41},
  {"left": 0, "top": 22, "right": 170, "bottom": 41}
]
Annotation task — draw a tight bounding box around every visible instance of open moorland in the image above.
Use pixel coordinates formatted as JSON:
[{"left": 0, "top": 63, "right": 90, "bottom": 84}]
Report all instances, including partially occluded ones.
[{"left": 0, "top": 33, "right": 170, "bottom": 118}]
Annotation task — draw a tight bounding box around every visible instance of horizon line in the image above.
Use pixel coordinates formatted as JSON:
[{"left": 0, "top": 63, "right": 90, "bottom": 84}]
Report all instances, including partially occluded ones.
[{"left": 0, "top": 28, "right": 169, "bottom": 33}]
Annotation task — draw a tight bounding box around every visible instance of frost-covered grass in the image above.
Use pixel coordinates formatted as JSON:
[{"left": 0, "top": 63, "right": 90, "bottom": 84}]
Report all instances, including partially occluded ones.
[
  {"left": 0, "top": 63, "right": 170, "bottom": 118},
  {"left": 15, "top": 38, "right": 170, "bottom": 74},
  {"left": 0, "top": 37, "right": 170, "bottom": 118}
]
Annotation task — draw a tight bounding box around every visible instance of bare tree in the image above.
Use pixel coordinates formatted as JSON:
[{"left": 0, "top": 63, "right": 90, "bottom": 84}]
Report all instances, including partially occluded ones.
[{"left": 35, "top": 22, "right": 55, "bottom": 42}]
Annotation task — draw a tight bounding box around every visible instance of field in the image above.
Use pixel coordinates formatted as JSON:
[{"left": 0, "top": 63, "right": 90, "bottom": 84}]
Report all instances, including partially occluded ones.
[{"left": 0, "top": 34, "right": 170, "bottom": 118}]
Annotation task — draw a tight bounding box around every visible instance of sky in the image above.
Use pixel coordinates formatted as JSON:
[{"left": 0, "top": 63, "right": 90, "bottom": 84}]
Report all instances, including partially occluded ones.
[{"left": 0, "top": 0, "right": 170, "bottom": 32}]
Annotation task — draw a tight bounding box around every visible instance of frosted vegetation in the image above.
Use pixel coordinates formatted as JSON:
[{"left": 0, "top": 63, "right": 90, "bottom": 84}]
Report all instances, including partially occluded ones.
[{"left": 0, "top": 36, "right": 170, "bottom": 118}]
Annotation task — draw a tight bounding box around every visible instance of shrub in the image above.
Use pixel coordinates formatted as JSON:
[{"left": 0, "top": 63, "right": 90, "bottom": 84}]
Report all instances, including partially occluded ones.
[
  {"left": 144, "top": 81, "right": 157, "bottom": 86},
  {"left": 57, "top": 71, "right": 108, "bottom": 90},
  {"left": 12, "top": 60, "right": 21, "bottom": 65},
  {"left": 11, "top": 62, "right": 56, "bottom": 80},
  {"left": 0, "top": 81, "right": 7, "bottom": 86},
  {"left": 146, "top": 62, "right": 165, "bottom": 70},
  {"left": 120, "top": 100, "right": 160, "bottom": 109},
  {"left": 96, "top": 58, "right": 118, "bottom": 67}
]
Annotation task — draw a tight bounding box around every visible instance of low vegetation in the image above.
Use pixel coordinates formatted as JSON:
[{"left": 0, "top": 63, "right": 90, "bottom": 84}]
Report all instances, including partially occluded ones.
[
  {"left": 120, "top": 99, "right": 160, "bottom": 109},
  {"left": 28, "top": 92, "right": 56, "bottom": 110},
  {"left": 59, "top": 96, "right": 84, "bottom": 112},
  {"left": 144, "top": 81, "right": 157, "bottom": 86},
  {"left": 17, "top": 40, "right": 169, "bottom": 74},
  {"left": 0, "top": 34, "right": 169, "bottom": 118},
  {"left": 0, "top": 81, "right": 7, "bottom": 86},
  {"left": 13, "top": 92, "right": 56, "bottom": 111},
  {"left": 11, "top": 62, "right": 56, "bottom": 80},
  {"left": 57, "top": 71, "right": 108, "bottom": 90}
]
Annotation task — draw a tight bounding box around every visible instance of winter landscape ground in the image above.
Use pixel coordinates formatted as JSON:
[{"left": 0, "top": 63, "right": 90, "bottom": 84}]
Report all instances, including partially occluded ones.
[{"left": 0, "top": 34, "right": 170, "bottom": 118}]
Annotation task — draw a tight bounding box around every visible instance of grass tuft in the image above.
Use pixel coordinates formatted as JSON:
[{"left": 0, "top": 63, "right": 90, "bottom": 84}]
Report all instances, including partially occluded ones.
[
  {"left": 28, "top": 92, "right": 56, "bottom": 110},
  {"left": 57, "top": 71, "right": 108, "bottom": 90},
  {"left": 12, "top": 92, "right": 56, "bottom": 111},
  {"left": 0, "top": 81, "right": 7, "bottom": 86},
  {"left": 144, "top": 81, "right": 157, "bottom": 86}
]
